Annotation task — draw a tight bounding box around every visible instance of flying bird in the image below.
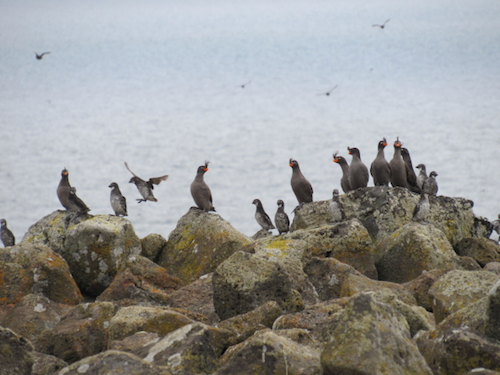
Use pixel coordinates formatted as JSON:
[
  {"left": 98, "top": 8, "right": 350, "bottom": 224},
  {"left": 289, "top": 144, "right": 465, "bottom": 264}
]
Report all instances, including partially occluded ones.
[
  {"left": 239, "top": 80, "right": 252, "bottom": 88},
  {"left": 372, "top": 19, "right": 390, "bottom": 29},
  {"left": 35, "top": 51, "right": 51, "bottom": 60},
  {"left": 317, "top": 85, "right": 338, "bottom": 96},
  {"left": 125, "top": 162, "right": 169, "bottom": 203}
]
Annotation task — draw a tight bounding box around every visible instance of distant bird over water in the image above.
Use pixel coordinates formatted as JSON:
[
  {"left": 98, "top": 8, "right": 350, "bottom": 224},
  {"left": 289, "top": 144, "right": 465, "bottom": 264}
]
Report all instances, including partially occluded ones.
[
  {"left": 0, "top": 219, "right": 15, "bottom": 247},
  {"left": 317, "top": 85, "right": 338, "bottom": 96},
  {"left": 125, "top": 162, "right": 169, "bottom": 203},
  {"left": 372, "top": 19, "right": 390, "bottom": 29},
  {"left": 109, "top": 182, "right": 127, "bottom": 216},
  {"left": 239, "top": 80, "right": 252, "bottom": 88},
  {"left": 252, "top": 199, "right": 275, "bottom": 231},
  {"left": 191, "top": 161, "right": 216, "bottom": 212},
  {"left": 275, "top": 200, "right": 290, "bottom": 235},
  {"left": 35, "top": 51, "right": 50, "bottom": 60}
]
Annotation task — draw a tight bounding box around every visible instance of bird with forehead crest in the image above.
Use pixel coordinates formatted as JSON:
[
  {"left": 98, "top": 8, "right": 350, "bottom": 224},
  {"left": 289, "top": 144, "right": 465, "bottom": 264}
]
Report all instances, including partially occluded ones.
[
  {"left": 347, "top": 146, "right": 369, "bottom": 190},
  {"left": 333, "top": 151, "right": 352, "bottom": 193},
  {"left": 370, "top": 137, "right": 391, "bottom": 186},
  {"left": 389, "top": 137, "right": 408, "bottom": 188},
  {"left": 191, "top": 161, "right": 215, "bottom": 212},
  {"left": 289, "top": 158, "right": 313, "bottom": 208}
]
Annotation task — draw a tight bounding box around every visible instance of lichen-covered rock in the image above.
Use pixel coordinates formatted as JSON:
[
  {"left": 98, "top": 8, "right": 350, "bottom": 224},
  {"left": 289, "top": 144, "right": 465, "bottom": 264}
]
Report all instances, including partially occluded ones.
[
  {"left": 54, "top": 350, "right": 172, "bottom": 375},
  {"left": 157, "top": 208, "right": 251, "bottom": 284},
  {"left": 320, "top": 293, "right": 433, "bottom": 375},
  {"left": 132, "top": 322, "right": 232, "bottom": 374},
  {"left": 455, "top": 238, "right": 500, "bottom": 266},
  {"left": 376, "top": 222, "right": 458, "bottom": 283},
  {"left": 402, "top": 269, "right": 448, "bottom": 311},
  {"left": 97, "top": 255, "right": 182, "bottom": 305},
  {"left": 429, "top": 270, "right": 500, "bottom": 323},
  {"left": 0, "top": 243, "right": 83, "bottom": 305},
  {"left": 216, "top": 329, "right": 322, "bottom": 375},
  {"left": 32, "top": 352, "right": 67, "bottom": 375},
  {"left": 108, "top": 305, "right": 193, "bottom": 341},
  {"left": 484, "top": 262, "right": 500, "bottom": 275},
  {"left": 293, "top": 220, "right": 377, "bottom": 279},
  {"left": 37, "top": 301, "right": 116, "bottom": 364},
  {"left": 0, "top": 327, "right": 34, "bottom": 375},
  {"left": 304, "top": 257, "right": 362, "bottom": 301},
  {"left": 141, "top": 233, "right": 167, "bottom": 262},
  {"left": 23, "top": 212, "right": 142, "bottom": 296},
  {"left": 168, "top": 273, "right": 218, "bottom": 325},
  {"left": 110, "top": 331, "right": 161, "bottom": 353}
]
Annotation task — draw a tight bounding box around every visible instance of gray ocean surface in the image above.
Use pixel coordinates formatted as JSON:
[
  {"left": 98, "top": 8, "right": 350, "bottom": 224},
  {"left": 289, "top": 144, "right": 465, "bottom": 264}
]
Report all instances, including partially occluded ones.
[{"left": 1, "top": 0, "right": 499, "bottom": 240}]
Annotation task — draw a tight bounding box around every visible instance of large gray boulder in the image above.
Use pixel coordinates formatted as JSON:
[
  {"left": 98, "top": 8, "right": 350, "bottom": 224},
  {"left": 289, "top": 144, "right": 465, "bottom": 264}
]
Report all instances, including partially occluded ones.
[
  {"left": 0, "top": 327, "right": 34, "bottom": 375},
  {"left": 23, "top": 211, "right": 142, "bottom": 296}
]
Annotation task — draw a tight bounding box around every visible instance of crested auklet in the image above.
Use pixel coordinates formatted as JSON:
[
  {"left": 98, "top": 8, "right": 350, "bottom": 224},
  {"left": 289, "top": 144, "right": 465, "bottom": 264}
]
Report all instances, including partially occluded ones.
[
  {"left": 35, "top": 51, "right": 50, "bottom": 60},
  {"left": 289, "top": 158, "right": 313, "bottom": 206},
  {"left": 57, "top": 168, "right": 72, "bottom": 210},
  {"left": 190, "top": 161, "right": 215, "bottom": 212},
  {"left": 370, "top": 138, "right": 391, "bottom": 186},
  {"left": 347, "top": 146, "right": 369, "bottom": 190},
  {"left": 125, "top": 162, "right": 168, "bottom": 203},
  {"left": 389, "top": 138, "right": 408, "bottom": 188},
  {"left": 333, "top": 152, "right": 352, "bottom": 193},
  {"left": 401, "top": 147, "right": 421, "bottom": 193}
]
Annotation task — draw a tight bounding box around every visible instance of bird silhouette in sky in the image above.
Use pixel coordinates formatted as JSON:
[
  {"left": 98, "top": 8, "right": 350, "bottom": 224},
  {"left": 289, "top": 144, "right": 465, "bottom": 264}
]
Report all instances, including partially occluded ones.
[
  {"left": 35, "top": 52, "right": 51, "bottom": 60},
  {"left": 317, "top": 85, "right": 338, "bottom": 96},
  {"left": 372, "top": 19, "right": 390, "bottom": 29}
]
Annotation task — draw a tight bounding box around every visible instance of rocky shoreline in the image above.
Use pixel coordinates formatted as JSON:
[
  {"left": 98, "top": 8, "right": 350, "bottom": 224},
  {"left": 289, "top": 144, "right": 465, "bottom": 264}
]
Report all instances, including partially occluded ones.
[{"left": 1, "top": 187, "right": 500, "bottom": 375}]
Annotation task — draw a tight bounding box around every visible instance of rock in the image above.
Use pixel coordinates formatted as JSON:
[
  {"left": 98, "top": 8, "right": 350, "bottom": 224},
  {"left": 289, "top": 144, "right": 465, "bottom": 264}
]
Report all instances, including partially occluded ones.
[
  {"left": 37, "top": 301, "right": 116, "bottom": 364},
  {"left": 132, "top": 322, "right": 231, "bottom": 374},
  {"left": 23, "top": 212, "right": 142, "bottom": 296},
  {"left": 303, "top": 257, "right": 362, "bottom": 301},
  {"left": 97, "top": 255, "right": 182, "bottom": 306},
  {"left": 455, "top": 238, "right": 500, "bottom": 266},
  {"left": 0, "top": 327, "right": 34, "bottom": 375},
  {"left": 294, "top": 219, "right": 378, "bottom": 279},
  {"left": 216, "top": 329, "right": 322, "bottom": 375},
  {"left": 320, "top": 293, "right": 433, "bottom": 375},
  {"left": 54, "top": 350, "right": 171, "bottom": 375},
  {"left": 290, "top": 200, "right": 333, "bottom": 232},
  {"left": 168, "top": 273, "right": 219, "bottom": 325},
  {"left": 0, "top": 243, "right": 83, "bottom": 305},
  {"left": 340, "top": 273, "right": 417, "bottom": 305},
  {"left": 376, "top": 221, "right": 458, "bottom": 283},
  {"left": 428, "top": 270, "right": 500, "bottom": 323},
  {"left": 140, "top": 233, "right": 167, "bottom": 262},
  {"left": 402, "top": 269, "right": 447, "bottom": 311},
  {"left": 218, "top": 301, "right": 282, "bottom": 346},
  {"left": 1, "top": 294, "right": 73, "bottom": 351},
  {"left": 110, "top": 331, "right": 161, "bottom": 353},
  {"left": 157, "top": 209, "right": 251, "bottom": 284},
  {"left": 456, "top": 255, "right": 483, "bottom": 270},
  {"left": 484, "top": 262, "right": 500, "bottom": 275},
  {"left": 32, "top": 352, "right": 67, "bottom": 375},
  {"left": 108, "top": 305, "right": 194, "bottom": 342},
  {"left": 466, "top": 369, "right": 500, "bottom": 375}
]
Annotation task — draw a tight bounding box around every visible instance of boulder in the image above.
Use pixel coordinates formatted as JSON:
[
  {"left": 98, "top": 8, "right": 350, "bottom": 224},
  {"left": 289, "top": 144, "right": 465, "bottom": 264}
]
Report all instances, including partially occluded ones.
[
  {"left": 0, "top": 327, "right": 34, "bottom": 375},
  {"left": 23, "top": 212, "right": 142, "bottom": 296},
  {"left": 376, "top": 222, "right": 458, "bottom": 283},
  {"left": 109, "top": 331, "right": 161, "bottom": 353},
  {"left": 37, "top": 301, "right": 116, "bottom": 364},
  {"left": 320, "top": 293, "right": 433, "bottom": 375},
  {"left": 140, "top": 233, "right": 167, "bottom": 262},
  {"left": 97, "top": 255, "right": 182, "bottom": 305},
  {"left": 484, "top": 262, "right": 500, "bottom": 275},
  {"left": 428, "top": 270, "right": 500, "bottom": 323},
  {"left": 216, "top": 329, "right": 322, "bottom": 375},
  {"left": 402, "top": 269, "right": 448, "bottom": 311},
  {"left": 32, "top": 352, "right": 67, "bottom": 375},
  {"left": 455, "top": 238, "right": 500, "bottom": 266},
  {"left": 0, "top": 243, "right": 83, "bottom": 305},
  {"left": 157, "top": 208, "right": 251, "bottom": 284}
]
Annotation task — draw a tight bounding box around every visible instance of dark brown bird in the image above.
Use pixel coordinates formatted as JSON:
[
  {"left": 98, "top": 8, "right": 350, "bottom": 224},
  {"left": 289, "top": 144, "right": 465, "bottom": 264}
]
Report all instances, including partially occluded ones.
[
  {"left": 370, "top": 138, "right": 391, "bottom": 186},
  {"left": 0, "top": 219, "right": 15, "bottom": 247},
  {"left": 333, "top": 152, "right": 352, "bottom": 193},
  {"left": 347, "top": 147, "right": 369, "bottom": 190},
  {"left": 125, "top": 162, "right": 169, "bottom": 203},
  {"left": 317, "top": 85, "right": 338, "bottom": 96},
  {"left": 389, "top": 138, "right": 408, "bottom": 188},
  {"left": 35, "top": 51, "right": 50, "bottom": 60},
  {"left": 109, "top": 182, "right": 128, "bottom": 216},
  {"left": 252, "top": 199, "right": 275, "bottom": 231},
  {"left": 239, "top": 80, "right": 252, "bottom": 88},
  {"left": 190, "top": 161, "right": 215, "bottom": 212},
  {"left": 401, "top": 147, "right": 421, "bottom": 193},
  {"left": 289, "top": 158, "right": 313, "bottom": 206},
  {"left": 275, "top": 200, "right": 290, "bottom": 235},
  {"left": 57, "top": 168, "right": 72, "bottom": 210},
  {"left": 372, "top": 19, "right": 390, "bottom": 29},
  {"left": 67, "top": 187, "right": 91, "bottom": 214}
]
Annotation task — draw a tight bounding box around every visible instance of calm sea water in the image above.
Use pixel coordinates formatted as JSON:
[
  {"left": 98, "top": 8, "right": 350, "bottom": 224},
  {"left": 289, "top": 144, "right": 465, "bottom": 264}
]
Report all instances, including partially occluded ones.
[{"left": 1, "top": 0, "right": 499, "bottom": 240}]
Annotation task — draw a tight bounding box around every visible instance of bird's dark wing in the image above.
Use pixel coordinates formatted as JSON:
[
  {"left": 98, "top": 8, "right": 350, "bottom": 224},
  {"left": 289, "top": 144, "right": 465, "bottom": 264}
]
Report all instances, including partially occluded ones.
[
  {"left": 149, "top": 175, "right": 169, "bottom": 185},
  {"left": 41, "top": 52, "right": 51, "bottom": 57},
  {"left": 124, "top": 162, "right": 140, "bottom": 178}
]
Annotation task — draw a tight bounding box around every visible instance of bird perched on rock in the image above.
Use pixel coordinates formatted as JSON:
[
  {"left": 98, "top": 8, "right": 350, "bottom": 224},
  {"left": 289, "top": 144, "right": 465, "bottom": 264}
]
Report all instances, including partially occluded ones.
[
  {"left": 0, "top": 219, "right": 15, "bottom": 247},
  {"left": 370, "top": 138, "right": 391, "bottom": 186},
  {"left": 275, "top": 200, "right": 290, "bottom": 235},
  {"left": 191, "top": 161, "right": 215, "bottom": 212},
  {"left": 415, "top": 164, "right": 428, "bottom": 190},
  {"left": 389, "top": 137, "right": 408, "bottom": 188},
  {"left": 491, "top": 215, "right": 500, "bottom": 235},
  {"left": 422, "top": 171, "right": 438, "bottom": 195},
  {"left": 109, "top": 182, "right": 127, "bottom": 216},
  {"left": 125, "top": 162, "right": 169, "bottom": 203},
  {"left": 67, "top": 187, "right": 91, "bottom": 214},
  {"left": 413, "top": 193, "right": 430, "bottom": 222},
  {"left": 401, "top": 148, "right": 421, "bottom": 193},
  {"left": 57, "top": 168, "right": 72, "bottom": 210},
  {"left": 347, "top": 147, "right": 369, "bottom": 190},
  {"left": 35, "top": 51, "right": 50, "bottom": 60},
  {"left": 289, "top": 159, "right": 313, "bottom": 206},
  {"left": 330, "top": 189, "right": 346, "bottom": 223},
  {"left": 333, "top": 152, "right": 352, "bottom": 193},
  {"left": 252, "top": 199, "right": 275, "bottom": 231}
]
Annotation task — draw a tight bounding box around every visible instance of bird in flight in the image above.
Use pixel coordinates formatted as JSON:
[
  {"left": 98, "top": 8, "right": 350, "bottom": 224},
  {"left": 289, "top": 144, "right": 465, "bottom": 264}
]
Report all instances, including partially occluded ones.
[
  {"left": 317, "top": 85, "right": 338, "bottom": 96},
  {"left": 372, "top": 19, "right": 390, "bottom": 29},
  {"left": 239, "top": 80, "right": 252, "bottom": 88},
  {"left": 35, "top": 52, "right": 51, "bottom": 60}
]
